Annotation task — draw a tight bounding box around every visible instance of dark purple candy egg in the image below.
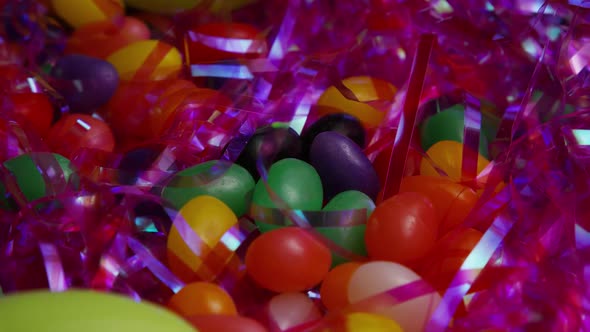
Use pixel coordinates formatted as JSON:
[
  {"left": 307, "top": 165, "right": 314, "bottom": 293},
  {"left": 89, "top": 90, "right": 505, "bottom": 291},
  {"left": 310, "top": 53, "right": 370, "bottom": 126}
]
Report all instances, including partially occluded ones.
[
  {"left": 235, "top": 125, "right": 302, "bottom": 180},
  {"left": 302, "top": 113, "right": 365, "bottom": 159},
  {"left": 310, "top": 131, "right": 380, "bottom": 201},
  {"left": 51, "top": 54, "right": 119, "bottom": 113}
]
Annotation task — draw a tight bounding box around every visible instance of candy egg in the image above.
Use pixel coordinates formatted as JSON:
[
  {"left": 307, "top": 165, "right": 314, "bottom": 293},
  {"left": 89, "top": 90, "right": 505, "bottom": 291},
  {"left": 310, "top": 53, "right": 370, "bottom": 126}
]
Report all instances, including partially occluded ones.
[
  {"left": 252, "top": 158, "right": 323, "bottom": 210},
  {"left": 267, "top": 292, "right": 323, "bottom": 331},
  {"left": 0, "top": 290, "right": 195, "bottom": 332},
  {"left": 400, "top": 175, "right": 479, "bottom": 233},
  {"left": 323, "top": 312, "right": 403, "bottom": 332},
  {"left": 320, "top": 262, "right": 362, "bottom": 311},
  {"left": 365, "top": 192, "right": 439, "bottom": 264},
  {"left": 167, "top": 195, "right": 238, "bottom": 282},
  {"left": 184, "top": 22, "right": 266, "bottom": 64},
  {"left": 420, "top": 105, "right": 489, "bottom": 158},
  {"left": 310, "top": 131, "right": 380, "bottom": 200},
  {"left": 7, "top": 92, "right": 54, "bottom": 136},
  {"left": 0, "top": 153, "right": 73, "bottom": 210},
  {"left": 246, "top": 227, "right": 332, "bottom": 292},
  {"left": 66, "top": 17, "right": 150, "bottom": 59},
  {"left": 235, "top": 125, "right": 302, "bottom": 180},
  {"left": 316, "top": 76, "right": 397, "bottom": 128},
  {"left": 348, "top": 261, "right": 441, "bottom": 332},
  {"left": 125, "top": 0, "right": 256, "bottom": 14},
  {"left": 51, "top": 54, "right": 119, "bottom": 113},
  {"left": 163, "top": 160, "right": 255, "bottom": 217},
  {"left": 47, "top": 114, "right": 115, "bottom": 158},
  {"left": 187, "top": 315, "right": 267, "bottom": 332},
  {"left": 301, "top": 113, "right": 366, "bottom": 159},
  {"left": 52, "top": 0, "right": 124, "bottom": 28},
  {"left": 168, "top": 282, "right": 237, "bottom": 317},
  {"left": 105, "top": 79, "right": 197, "bottom": 142},
  {"left": 420, "top": 140, "right": 490, "bottom": 182},
  {"left": 323, "top": 190, "right": 375, "bottom": 218},
  {"left": 418, "top": 228, "right": 483, "bottom": 292},
  {"left": 107, "top": 40, "right": 182, "bottom": 81}
]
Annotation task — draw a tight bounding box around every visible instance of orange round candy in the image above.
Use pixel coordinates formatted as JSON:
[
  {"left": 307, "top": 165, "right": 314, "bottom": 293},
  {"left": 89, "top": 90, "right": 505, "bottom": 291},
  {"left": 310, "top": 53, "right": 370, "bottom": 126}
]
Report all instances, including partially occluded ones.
[
  {"left": 316, "top": 76, "right": 397, "bottom": 128},
  {"left": 319, "top": 262, "right": 361, "bottom": 311},
  {"left": 420, "top": 140, "right": 490, "bottom": 182},
  {"left": 400, "top": 175, "right": 479, "bottom": 233},
  {"left": 168, "top": 282, "right": 237, "bottom": 317},
  {"left": 365, "top": 192, "right": 439, "bottom": 264}
]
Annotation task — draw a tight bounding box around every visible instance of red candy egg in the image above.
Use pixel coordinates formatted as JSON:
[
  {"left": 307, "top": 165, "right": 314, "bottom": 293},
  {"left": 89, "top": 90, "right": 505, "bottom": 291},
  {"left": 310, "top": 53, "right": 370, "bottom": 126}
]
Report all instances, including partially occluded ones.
[
  {"left": 66, "top": 17, "right": 151, "bottom": 59},
  {"left": 47, "top": 114, "right": 115, "bottom": 157},
  {"left": 105, "top": 79, "right": 195, "bottom": 143},
  {"left": 184, "top": 22, "right": 267, "bottom": 64},
  {"left": 245, "top": 227, "right": 332, "bottom": 293},
  {"left": 365, "top": 192, "right": 439, "bottom": 265},
  {"left": 7, "top": 92, "right": 54, "bottom": 136}
]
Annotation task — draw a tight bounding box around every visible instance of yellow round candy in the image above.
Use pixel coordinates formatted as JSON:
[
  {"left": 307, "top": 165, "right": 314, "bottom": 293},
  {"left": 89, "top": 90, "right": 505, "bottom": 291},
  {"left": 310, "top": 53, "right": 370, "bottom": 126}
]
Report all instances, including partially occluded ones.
[
  {"left": 52, "top": 0, "right": 124, "bottom": 28},
  {"left": 316, "top": 76, "right": 397, "bottom": 128},
  {"left": 107, "top": 40, "right": 182, "bottom": 81},
  {"left": 167, "top": 195, "right": 238, "bottom": 282},
  {"left": 0, "top": 290, "right": 196, "bottom": 332},
  {"left": 124, "top": 0, "right": 256, "bottom": 14},
  {"left": 420, "top": 140, "right": 490, "bottom": 182},
  {"left": 346, "top": 313, "right": 403, "bottom": 332}
]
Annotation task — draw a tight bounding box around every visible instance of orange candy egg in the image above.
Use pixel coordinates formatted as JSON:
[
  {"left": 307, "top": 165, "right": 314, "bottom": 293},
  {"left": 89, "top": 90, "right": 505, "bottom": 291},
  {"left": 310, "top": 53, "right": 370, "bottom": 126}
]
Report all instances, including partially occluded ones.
[
  {"left": 168, "top": 282, "right": 237, "bottom": 317},
  {"left": 319, "top": 262, "right": 361, "bottom": 311}
]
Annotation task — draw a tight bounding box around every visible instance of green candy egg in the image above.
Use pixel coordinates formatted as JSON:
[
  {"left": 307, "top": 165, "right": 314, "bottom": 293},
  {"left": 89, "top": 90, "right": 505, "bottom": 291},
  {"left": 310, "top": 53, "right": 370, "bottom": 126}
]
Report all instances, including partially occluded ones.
[
  {"left": 420, "top": 105, "right": 493, "bottom": 158},
  {"left": 0, "top": 153, "right": 74, "bottom": 210},
  {"left": 323, "top": 190, "right": 375, "bottom": 219},
  {"left": 252, "top": 158, "right": 323, "bottom": 210},
  {"left": 162, "top": 160, "right": 255, "bottom": 217},
  {"left": 0, "top": 290, "right": 196, "bottom": 332}
]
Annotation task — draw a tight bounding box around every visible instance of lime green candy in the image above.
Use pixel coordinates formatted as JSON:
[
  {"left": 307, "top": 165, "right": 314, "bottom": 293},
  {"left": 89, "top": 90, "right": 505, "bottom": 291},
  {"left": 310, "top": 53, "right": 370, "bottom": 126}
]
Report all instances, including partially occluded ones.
[
  {"left": 162, "top": 160, "right": 255, "bottom": 217},
  {"left": 323, "top": 190, "right": 375, "bottom": 219},
  {"left": 252, "top": 158, "right": 323, "bottom": 210},
  {"left": 0, "top": 290, "right": 197, "bottom": 332},
  {"left": 0, "top": 153, "right": 74, "bottom": 210}
]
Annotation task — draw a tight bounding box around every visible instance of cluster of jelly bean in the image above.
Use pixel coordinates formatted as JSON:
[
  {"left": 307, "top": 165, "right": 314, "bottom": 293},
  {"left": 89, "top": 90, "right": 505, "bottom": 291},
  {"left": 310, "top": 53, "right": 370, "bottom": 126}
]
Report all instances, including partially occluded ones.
[{"left": 160, "top": 76, "right": 499, "bottom": 331}]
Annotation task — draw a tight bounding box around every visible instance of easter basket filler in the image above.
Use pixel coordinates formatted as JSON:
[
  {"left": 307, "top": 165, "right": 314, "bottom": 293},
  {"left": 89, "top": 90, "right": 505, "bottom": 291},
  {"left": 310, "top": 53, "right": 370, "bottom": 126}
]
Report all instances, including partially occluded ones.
[{"left": 0, "top": 0, "right": 589, "bottom": 331}]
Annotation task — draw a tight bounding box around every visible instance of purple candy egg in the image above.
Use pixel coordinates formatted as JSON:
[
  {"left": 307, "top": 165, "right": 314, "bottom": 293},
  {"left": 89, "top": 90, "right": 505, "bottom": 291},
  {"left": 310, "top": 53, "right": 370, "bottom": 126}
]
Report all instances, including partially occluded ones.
[
  {"left": 310, "top": 131, "right": 380, "bottom": 200},
  {"left": 51, "top": 54, "right": 119, "bottom": 113}
]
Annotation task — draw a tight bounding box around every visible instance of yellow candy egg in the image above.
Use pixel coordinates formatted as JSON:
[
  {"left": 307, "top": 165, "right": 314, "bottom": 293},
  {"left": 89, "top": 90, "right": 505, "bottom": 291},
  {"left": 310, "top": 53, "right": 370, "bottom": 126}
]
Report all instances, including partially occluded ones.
[
  {"left": 124, "top": 0, "right": 257, "bottom": 14},
  {"left": 316, "top": 76, "right": 397, "bottom": 128},
  {"left": 346, "top": 313, "right": 403, "bottom": 332},
  {"left": 107, "top": 40, "right": 182, "bottom": 81},
  {"left": 52, "top": 0, "right": 124, "bottom": 28},
  {"left": 420, "top": 140, "right": 490, "bottom": 182},
  {"left": 167, "top": 195, "right": 238, "bottom": 282},
  {"left": 0, "top": 290, "right": 196, "bottom": 332}
]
